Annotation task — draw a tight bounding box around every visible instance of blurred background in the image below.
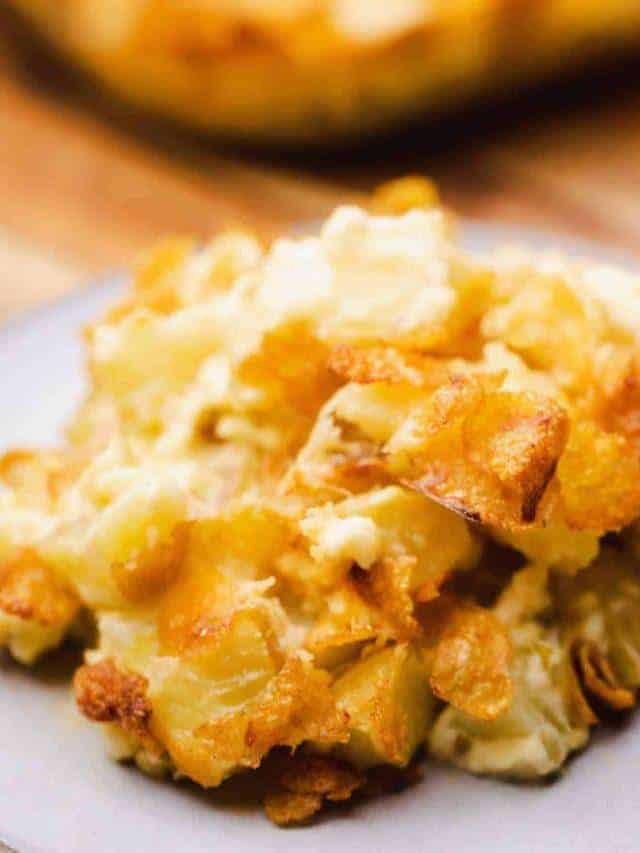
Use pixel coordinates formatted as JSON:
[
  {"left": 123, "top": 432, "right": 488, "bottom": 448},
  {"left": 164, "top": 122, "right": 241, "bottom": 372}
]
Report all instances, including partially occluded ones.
[{"left": 2, "top": 0, "right": 640, "bottom": 320}]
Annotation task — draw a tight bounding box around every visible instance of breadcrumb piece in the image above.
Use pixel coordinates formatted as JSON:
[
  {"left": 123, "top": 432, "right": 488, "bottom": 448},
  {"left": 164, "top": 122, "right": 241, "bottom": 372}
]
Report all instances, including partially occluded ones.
[
  {"left": 390, "top": 374, "right": 569, "bottom": 528},
  {"left": 74, "top": 658, "right": 159, "bottom": 750},
  {"left": 264, "top": 791, "right": 323, "bottom": 826},
  {"left": 422, "top": 596, "right": 513, "bottom": 721},
  {"left": 573, "top": 639, "right": 636, "bottom": 713},
  {"left": 264, "top": 754, "right": 364, "bottom": 826},
  {"left": 350, "top": 558, "right": 419, "bottom": 640},
  {"left": 557, "top": 422, "right": 640, "bottom": 531}
]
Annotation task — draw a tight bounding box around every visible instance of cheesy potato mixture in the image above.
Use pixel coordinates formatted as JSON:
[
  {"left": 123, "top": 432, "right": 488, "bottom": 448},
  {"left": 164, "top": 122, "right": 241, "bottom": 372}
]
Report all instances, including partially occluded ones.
[
  {"left": 9, "top": 0, "right": 640, "bottom": 141},
  {"left": 3, "top": 179, "right": 640, "bottom": 824}
]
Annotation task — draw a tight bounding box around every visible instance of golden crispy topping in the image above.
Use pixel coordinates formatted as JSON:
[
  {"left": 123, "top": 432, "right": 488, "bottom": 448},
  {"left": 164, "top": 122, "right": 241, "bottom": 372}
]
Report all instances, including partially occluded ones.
[
  {"left": 422, "top": 596, "right": 513, "bottom": 720},
  {"left": 74, "top": 658, "right": 159, "bottom": 749},
  {"left": 196, "top": 655, "right": 350, "bottom": 770},
  {"left": 557, "top": 422, "right": 640, "bottom": 532},
  {"left": 264, "top": 754, "right": 364, "bottom": 826},
  {"left": 573, "top": 639, "right": 636, "bottom": 713},
  {"left": 566, "top": 653, "right": 599, "bottom": 728},
  {"left": 264, "top": 790, "right": 324, "bottom": 826},
  {"left": 390, "top": 374, "right": 569, "bottom": 527},
  {"left": 349, "top": 558, "right": 419, "bottom": 640},
  {"left": 304, "top": 581, "right": 393, "bottom": 668}
]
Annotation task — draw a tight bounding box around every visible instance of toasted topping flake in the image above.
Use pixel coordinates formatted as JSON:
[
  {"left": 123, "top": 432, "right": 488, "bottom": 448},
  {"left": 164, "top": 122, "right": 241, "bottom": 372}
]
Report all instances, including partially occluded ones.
[
  {"left": 264, "top": 753, "right": 364, "bottom": 825},
  {"left": 557, "top": 422, "right": 640, "bottom": 531},
  {"left": 422, "top": 596, "right": 513, "bottom": 721},
  {"left": 573, "top": 639, "right": 635, "bottom": 713},
  {"left": 264, "top": 791, "right": 324, "bottom": 826},
  {"left": 390, "top": 375, "right": 569, "bottom": 528},
  {"left": 196, "top": 655, "right": 350, "bottom": 770},
  {"left": 75, "top": 658, "right": 158, "bottom": 748}
]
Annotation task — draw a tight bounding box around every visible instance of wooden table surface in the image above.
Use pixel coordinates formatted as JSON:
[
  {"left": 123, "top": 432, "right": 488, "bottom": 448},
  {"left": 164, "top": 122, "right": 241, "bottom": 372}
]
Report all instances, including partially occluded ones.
[{"left": 3, "top": 7, "right": 640, "bottom": 320}]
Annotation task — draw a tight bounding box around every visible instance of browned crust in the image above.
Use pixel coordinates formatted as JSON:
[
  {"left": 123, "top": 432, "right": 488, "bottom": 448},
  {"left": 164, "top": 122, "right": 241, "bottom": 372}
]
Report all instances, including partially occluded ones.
[
  {"left": 264, "top": 791, "right": 324, "bottom": 826},
  {"left": 421, "top": 595, "right": 513, "bottom": 721},
  {"left": 196, "top": 656, "right": 350, "bottom": 769},
  {"left": 566, "top": 651, "right": 598, "bottom": 728},
  {"left": 557, "top": 421, "right": 640, "bottom": 532},
  {"left": 263, "top": 753, "right": 422, "bottom": 825},
  {"left": 264, "top": 754, "right": 364, "bottom": 826},
  {"left": 396, "top": 376, "right": 570, "bottom": 529},
  {"left": 400, "top": 485, "right": 482, "bottom": 524},
  {"left": 349, "top": 557, "right": 420, "bottom": 640},
  {"left": 488, "top": 410, "right": 567, "bottom": 524},
  {"left": 74, "top": 658, "right": 159, "bottom": 750},
  {"left": 572, "top": 639, "right": 636, "bottom": 713}
]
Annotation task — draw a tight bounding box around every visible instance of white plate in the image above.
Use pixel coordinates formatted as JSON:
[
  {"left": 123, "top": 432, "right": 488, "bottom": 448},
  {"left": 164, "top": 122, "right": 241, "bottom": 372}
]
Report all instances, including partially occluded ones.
[{"left": 1, "top": 225, "right": 639, "bottom": 853}]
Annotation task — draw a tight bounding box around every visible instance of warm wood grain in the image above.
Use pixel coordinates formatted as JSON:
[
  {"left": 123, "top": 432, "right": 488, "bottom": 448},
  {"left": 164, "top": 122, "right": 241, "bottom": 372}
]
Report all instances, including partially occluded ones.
[
  {"left": 2, "top": 5, "right": 640, "bottom": 320},
  {"left": 0, "top": 9, "right": 357, "bottom": 315}
]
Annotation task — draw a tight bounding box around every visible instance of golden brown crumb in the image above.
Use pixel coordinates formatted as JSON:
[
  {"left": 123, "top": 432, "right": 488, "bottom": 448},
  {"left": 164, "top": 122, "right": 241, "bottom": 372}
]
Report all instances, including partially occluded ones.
[
  {"left": 279, "top": 754, "right": 362, "bottom": 801},
  {"left": 264, "top": 791, "right": 324, "bottom": 826},
  {"left": 197, "top": 656, "right": 351, "bottom": 771},
  {"left": 74, "top": 658, "right": 159, "bottom": 749},
  {"left": 422, "top": 596, "right": 513, "bottom": 721},
  {"left": 350, "top": 558, "right": 420, "bottom": 640},
  {"left": 572, "top": 639, "right": 636, "bottom": 713},
  {"left": 395, "top": 375, "right": 569, "bottom": 528},
  {"left": 566, "top": 653, "right": 599, "bottom": 728},
  {"left": 264, "top": 754, "right": 364, "bottom": 826},
  {"left": 557, "top": 422, "right": 640, "bottom": 532}
]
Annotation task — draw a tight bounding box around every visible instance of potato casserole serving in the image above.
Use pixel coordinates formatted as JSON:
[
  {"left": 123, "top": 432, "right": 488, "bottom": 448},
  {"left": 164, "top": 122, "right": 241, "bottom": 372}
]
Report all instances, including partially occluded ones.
[
  {"left": 9, "top": 0, "right": 640, "bottom": 141},
  {"left": 2, "top": 180, "right": 640, "bottom": 824}
]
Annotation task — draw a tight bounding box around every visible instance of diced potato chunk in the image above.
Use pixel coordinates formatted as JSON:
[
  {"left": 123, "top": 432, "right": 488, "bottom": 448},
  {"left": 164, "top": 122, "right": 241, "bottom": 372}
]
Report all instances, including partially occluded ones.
[
  {"left": 146, "top": 608, "right": 282, "bottom": 787},
  {"left": 333, "top": 644, "right": 435, "bottom": 769}
]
